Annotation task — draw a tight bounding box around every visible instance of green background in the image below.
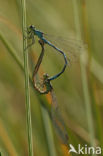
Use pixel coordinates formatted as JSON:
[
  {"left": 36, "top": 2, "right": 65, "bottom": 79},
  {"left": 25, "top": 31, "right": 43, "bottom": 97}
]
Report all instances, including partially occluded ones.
[{"left": 0, "top": 0, "right": 103, "bottom": 156}]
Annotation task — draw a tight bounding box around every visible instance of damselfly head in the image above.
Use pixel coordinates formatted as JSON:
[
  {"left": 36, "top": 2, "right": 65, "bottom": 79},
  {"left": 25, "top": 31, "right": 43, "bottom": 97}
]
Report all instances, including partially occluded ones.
[
  {"left": 29, "top": 25, "right": 35, "bottom": 30},
  {"left": 27, "top": 25, "right": 35, "bottom": 33}
]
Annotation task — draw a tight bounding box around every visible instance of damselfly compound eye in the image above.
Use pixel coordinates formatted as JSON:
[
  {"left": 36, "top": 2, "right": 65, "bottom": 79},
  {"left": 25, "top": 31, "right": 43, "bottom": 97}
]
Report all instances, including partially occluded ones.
[{"left": 29, "top": 25, "right": 35, "bottom": 29}]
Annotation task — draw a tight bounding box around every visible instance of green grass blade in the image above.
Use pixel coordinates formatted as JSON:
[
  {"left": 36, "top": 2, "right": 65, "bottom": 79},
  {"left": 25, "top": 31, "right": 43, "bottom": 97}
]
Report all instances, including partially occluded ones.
[
  {"left": 21, "top": 0, "right": 33, "bottom": 155},
  {"left": 41, "top": 106, "right": 57, "bottom": 156},
  {"left": 72, "top": 1, "right": 96, "bottom": 155}
]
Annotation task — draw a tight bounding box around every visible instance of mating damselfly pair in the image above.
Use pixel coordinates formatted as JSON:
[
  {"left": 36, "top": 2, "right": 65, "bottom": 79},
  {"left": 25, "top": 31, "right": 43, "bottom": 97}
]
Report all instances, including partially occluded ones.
[{"left": 25, "top": 25, "right": 86, "bottom": 93}]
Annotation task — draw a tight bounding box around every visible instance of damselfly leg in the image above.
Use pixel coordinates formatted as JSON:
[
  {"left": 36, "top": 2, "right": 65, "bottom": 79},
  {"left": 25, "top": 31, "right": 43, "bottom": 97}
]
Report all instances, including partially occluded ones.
[{"left": 24, "top": 29, "right": 35, "bottom": 50}]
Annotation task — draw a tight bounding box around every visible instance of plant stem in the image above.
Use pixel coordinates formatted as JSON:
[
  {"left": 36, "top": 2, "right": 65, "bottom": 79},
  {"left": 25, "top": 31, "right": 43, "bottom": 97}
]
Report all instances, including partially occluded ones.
[
  {"left": 72, "top": 0, "right": 96, "bottom": 154},
  {"left": 21, "top": 0, "right": 33, "bottom": 155}
]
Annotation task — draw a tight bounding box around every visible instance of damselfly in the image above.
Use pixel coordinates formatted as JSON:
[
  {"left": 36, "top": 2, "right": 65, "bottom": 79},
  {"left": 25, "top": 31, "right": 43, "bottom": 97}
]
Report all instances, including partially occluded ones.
[
  {"left": 31, "top": 39, "right": 53, "bottom": 94},
  {"left": 25, "top": 25, "right": 86, "bottom": 81}
]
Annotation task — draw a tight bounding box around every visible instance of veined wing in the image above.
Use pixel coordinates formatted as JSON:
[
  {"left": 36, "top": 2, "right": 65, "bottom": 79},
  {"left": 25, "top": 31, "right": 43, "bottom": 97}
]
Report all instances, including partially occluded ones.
[{"left": 44, "top": 33, "right": 87, "bottom": 62}]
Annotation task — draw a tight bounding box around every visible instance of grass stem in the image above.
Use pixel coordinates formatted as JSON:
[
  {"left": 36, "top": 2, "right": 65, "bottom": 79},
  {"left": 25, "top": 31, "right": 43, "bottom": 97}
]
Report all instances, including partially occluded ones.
[
  {"left": 72, "top": 1, "right": 96, "bottom": 155},
  {"left": 21, "top": 0, "right": 33, "bottom": 155}
]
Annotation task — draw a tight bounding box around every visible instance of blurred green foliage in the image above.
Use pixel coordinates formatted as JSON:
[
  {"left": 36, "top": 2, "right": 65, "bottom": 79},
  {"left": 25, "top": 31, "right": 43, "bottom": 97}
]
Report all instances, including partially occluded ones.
[{"left": 0, "top": 0, "right": 103, "bottom": 156}]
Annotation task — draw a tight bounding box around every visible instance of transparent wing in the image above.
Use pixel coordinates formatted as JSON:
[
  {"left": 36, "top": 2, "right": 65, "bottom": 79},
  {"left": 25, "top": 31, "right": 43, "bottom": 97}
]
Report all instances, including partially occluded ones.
[
  {"left": 50, "top": 89, "right": 58, "bottom": 110},
  {"left": 44, "top": 33, "right": 87, "bottom": 62}
]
